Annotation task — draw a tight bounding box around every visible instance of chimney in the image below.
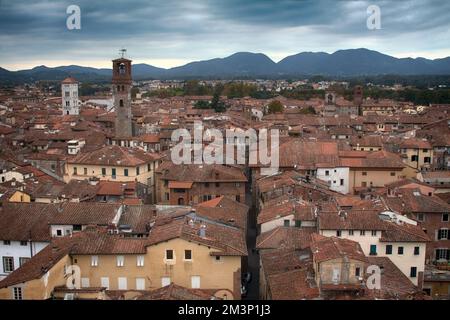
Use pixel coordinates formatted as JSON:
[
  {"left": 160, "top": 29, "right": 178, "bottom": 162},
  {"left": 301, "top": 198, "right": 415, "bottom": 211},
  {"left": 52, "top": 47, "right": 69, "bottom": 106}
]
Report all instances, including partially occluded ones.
[
  {"left": 417, "top": 271, "right": 424, "bottom": 291},
  {"left": 52, "top": 244, "right": 59, "bottom": 254},
  {"left": 198, "top": 224, "right": 206, "bottom": 238},
  {"left": 88, "top": 177, "right": 99, "bottom": 186}
]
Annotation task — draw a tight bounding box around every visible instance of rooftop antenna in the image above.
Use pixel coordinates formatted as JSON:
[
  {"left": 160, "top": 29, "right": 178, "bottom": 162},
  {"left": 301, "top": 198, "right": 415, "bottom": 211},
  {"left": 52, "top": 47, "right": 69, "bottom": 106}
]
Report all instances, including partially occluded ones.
[{"left": 119, "top": 48, "right": 127, "bottom": 59}]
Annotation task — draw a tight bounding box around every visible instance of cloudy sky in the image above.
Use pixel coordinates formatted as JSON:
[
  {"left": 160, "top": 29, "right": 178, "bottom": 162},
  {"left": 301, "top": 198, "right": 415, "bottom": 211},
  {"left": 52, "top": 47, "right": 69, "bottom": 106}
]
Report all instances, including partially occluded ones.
[{"left": 1, "top": 0, "right": 449, "bottom": 70}]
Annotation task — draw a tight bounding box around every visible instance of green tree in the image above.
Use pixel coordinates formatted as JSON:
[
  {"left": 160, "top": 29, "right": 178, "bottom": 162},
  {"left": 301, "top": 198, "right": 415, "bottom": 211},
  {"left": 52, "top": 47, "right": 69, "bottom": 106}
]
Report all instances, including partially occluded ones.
[
  {"left": 193, "top": 100, "right": 210, "bottom": 109},
  {"left": 131, "top": 87, "right": 139, "bottom": 99},
  {"left": 267, "top": 100, "right": 284, "bottom": 114},
  {"left": 299, "top": 106, "right": 316, "bottom": 114},
  {"left": 184, "top": 80, "right": 200, "bottom": 95},
  {"left": 211, "top": 84, "right": 227, "bottom": 112}
]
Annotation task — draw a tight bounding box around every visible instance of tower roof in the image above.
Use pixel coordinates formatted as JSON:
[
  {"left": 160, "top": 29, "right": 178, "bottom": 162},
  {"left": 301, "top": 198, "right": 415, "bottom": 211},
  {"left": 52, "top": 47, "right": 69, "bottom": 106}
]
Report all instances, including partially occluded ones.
[
  {"left": 62, "top": 76, "right": 78, "bottom": 84},
  {"left": 112, "top": 57, "right": 132, "bottom": 63}
]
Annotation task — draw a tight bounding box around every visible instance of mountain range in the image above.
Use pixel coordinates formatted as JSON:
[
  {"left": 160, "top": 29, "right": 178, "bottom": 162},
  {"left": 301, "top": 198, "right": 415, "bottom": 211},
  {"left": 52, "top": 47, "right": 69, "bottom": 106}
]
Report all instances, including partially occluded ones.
[{"left": 2, "top": 48, "right": 450, "bottom": 84}]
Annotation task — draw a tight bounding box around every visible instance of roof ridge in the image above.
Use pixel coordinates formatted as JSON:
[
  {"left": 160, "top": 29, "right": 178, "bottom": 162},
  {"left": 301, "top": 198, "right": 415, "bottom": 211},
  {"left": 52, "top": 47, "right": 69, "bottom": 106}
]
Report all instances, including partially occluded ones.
[
  {"left": 257, "top": 227, "right": 282, "bottom": 247},
  {"left": 387, "top": 222, "right": 429, "bottom": 241}
]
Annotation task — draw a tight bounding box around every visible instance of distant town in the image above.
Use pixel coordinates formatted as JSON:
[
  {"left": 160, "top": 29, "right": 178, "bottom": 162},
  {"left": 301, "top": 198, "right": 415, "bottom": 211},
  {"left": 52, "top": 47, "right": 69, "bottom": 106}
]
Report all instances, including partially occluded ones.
[{"left": 0, "top": 49, "right": 449, "bottom": 302}]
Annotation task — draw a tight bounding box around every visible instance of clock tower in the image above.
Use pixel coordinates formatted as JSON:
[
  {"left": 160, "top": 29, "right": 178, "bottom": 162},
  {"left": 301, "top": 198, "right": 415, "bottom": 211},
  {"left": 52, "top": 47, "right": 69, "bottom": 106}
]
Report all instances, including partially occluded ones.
[{"left": 112, "top": 52, "right": 133, "bottom": 138}]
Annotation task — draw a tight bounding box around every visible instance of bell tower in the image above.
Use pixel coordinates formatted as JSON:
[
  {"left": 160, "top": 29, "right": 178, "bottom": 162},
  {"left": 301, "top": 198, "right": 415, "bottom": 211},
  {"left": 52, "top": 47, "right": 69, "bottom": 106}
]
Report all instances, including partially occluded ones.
[
  {"left": 112, "top": 49, "right": 133, "bottom": 138},
  {"left": 61, "top": 76, "right": 79, "bottom": 115},
  {"left": 353, "top": 85, "right": 363, "bottom": 106}
]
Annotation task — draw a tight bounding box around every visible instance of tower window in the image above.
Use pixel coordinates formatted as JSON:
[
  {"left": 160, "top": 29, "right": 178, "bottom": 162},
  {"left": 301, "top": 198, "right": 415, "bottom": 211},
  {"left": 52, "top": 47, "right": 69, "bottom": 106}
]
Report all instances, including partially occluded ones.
[
  {"left": 119, "top": 63, "right": 126, "bottom": 74},
  {"left": 120, "top": 99, "right": 124, "bottom": 107},
  {"left": 117, "top": 85, "right": 121, "bottom": 91}
]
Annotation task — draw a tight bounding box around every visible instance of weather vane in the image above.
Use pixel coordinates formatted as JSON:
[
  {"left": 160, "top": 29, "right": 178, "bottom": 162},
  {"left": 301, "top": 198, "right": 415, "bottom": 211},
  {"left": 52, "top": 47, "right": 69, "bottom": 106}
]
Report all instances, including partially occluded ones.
[{"left": 119, "top": 48, "right": 127, "bottom": 58}]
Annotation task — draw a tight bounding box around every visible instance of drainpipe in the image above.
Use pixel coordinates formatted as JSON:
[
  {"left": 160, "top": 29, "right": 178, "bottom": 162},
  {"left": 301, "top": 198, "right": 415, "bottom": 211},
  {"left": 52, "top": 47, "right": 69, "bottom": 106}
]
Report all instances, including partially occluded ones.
[
  {"left": 416, "top": 148, "right": 420, "bottom": 170},
  {"left": 28, "top": 230, "right": 33, "bottom": 257}
]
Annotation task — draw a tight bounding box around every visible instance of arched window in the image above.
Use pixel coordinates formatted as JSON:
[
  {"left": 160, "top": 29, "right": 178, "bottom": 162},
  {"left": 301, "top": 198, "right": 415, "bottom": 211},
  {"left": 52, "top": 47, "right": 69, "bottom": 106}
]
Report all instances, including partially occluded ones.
[
  {"left": 119, "top": 63, "right": 126, "bottom": 75},
  {"left": 117, "top": 85, "right": 121, "bottom": 92},
  {"left": 119, "top": 99, "right": 124, "bottom": 107},
  {"left": 327, "top": 94, "right": 334, "bottom": 104},
  {"left": 122, "top": 85, "right": 125, "bottom": 91}
]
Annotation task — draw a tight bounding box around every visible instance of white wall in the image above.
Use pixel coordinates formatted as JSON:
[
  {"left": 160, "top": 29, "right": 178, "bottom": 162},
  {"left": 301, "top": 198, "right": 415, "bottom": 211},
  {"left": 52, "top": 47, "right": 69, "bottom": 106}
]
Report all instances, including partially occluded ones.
[
  {"left": 316, "top": 167, "right": 350, "bottom": 194},
  {"left": 260, "top": 214, "right": 295, "bottom": 233},
  {"left": 0, "top": 171, "right": 25, "bottom": 183},
  {"left": 320, "top": 229, "right": 426, "bottom": 285},
  {"left": 0, "top": 241, "right": 49, "bottom": 279},
  {"left": 62, "top": 83, "right": 79, "bottom": 115},
  {"left": 50, "top": 225, "right": 74, "bottom": 237}
]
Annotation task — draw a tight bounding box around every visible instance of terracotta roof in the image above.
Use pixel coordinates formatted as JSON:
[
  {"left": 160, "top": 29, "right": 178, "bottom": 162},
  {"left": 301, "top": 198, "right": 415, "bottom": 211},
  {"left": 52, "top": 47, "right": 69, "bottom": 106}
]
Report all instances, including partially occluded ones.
[
  {"left": 122, "top": 198, "right": 142, "bottom": 205},
  {"left": 339, "top": 150, "right": 405, "bottom": 169},
  {"left": 319, "top": 208, "right": 430, "bottom": 243},
  {"left": 159, "top": 162, "right": 247, "bottom": 183},
  {"left": 260, "top": 248, "right": 312, "bottom": 277},
  {"left": 421, "top": 171, "right": 450, "bottom": 179},
  {"left": 146, "top": 216, "right": 247, "bottom": 256},
  {"left": 48, "top": 202, "right": 121, "bottom": 225},
  {"left": 138, "top": 134, "right": 160, "bottom": 144},
  {"left": 384, "top": 189, "right": 450, "bottom": 213},
  {"left": 0, "top": 229, "right": 146, "bottom": 289},
  {"left": 96, "top": 181, "right": 125, "bottom": 196},
  {"left": 135, "top": 284, "right": 218, "bottom": 300},
  {"left": 61, "top": 77, "right": 78, "bottom": 84},
  {"left": 60, "top": 180, "right": 98, "bottom": 200},
  {"left": 0, "top": 125, "right": 15, "bottom": 135},
  {"left": 68, "top": 145, "right": 160, "bottom": 166},
  {"left": 350, "top": 135, "right": 383, "bottom": 147},
  {"left": 256, "top": 227, "right": 315, "bottom": 250},
  {"left": 117, "top": 205, "right": 155, "bottom": 234},
  {"left": 168, "top": 181, "right": 193, "bottom": 189},
  {"left": 311, "top": 234, "right": 367, "bottom": 263},
  {"left": 69, "top": 230, "right": 147, "bottom": 255},
  {"left": 196, "top": 196, "right": 224, "bottom": 208},
  {"left": 399, "top": 138, "right": 432, "bottom": 149},
  {"left": 0, "top": 203, "right": 51, "bottom": 242},
  {"left": 257, "top": 201, "right": 316, "bottom": 224},
  {"left": 268, "top": 268, "right": 319, "bottom": 300},
  {"left": 319, "top": 208, "right": 387, "bottom": 231},
  {"left": 194, "top": 196, "right": 249, "bottom": 230},
  {"left": 277, "top": 140, "right": 340, "bottom": 169},
  {"left": 384, "top": 178, "right": 433, "bottom": 190},
  {"left": 32, "top": 182, "right": 65, "bottom": 199},
  {"left": 335, "top": 195, "right": 367, "bottom": 208},
  {"left": 256, "top": 171, "right": 297, "bottom": 193},
  {"left": 366, "top": 257, "right": 419, "bottom": 299},
  {"left": 0, "top": 236, "right": 73, "bottom": 288},
  {"left": 379, "top": 221, "right": 430, "bottom": 243}
]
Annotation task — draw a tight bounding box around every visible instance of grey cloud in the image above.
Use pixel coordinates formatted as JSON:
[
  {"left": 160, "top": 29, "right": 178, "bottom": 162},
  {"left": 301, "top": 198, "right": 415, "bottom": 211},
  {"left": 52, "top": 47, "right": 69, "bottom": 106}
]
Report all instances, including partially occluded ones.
[{"left": 0, "top": 0, "right": 449, "bottom": 69}]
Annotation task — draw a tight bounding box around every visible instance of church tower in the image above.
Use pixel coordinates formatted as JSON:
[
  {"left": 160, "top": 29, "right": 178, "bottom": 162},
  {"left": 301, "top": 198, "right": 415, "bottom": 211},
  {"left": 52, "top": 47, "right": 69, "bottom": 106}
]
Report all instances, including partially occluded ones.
[
  {"left": 112, "top": 51, "right": 133, "bottom": 138},
  {"left": 61, "top": 77, "right": 79, "bottom": 115},
  {"left": 353, "top": 85, "right": 363, "bottom": 116},
  {"left": 353, "top": 85, "right": 363, "bottom": 106}
]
